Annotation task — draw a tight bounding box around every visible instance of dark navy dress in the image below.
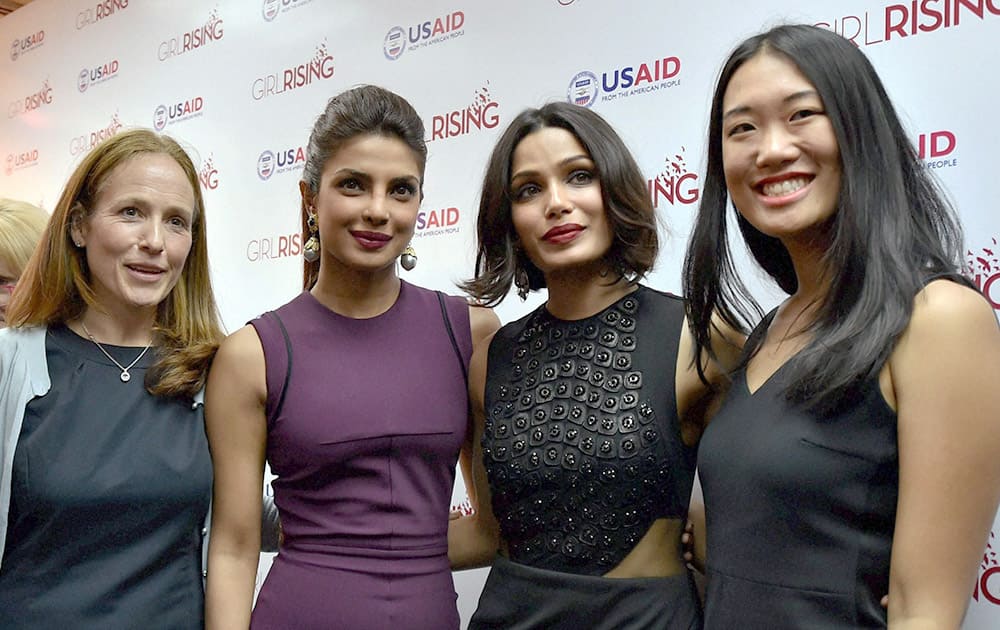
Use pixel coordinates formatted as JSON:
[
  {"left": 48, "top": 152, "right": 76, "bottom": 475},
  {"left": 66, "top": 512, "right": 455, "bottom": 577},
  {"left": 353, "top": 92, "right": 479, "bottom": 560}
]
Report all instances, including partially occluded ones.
[
  {"left": 0, "top": 325, "right": 212, "bottom": 629},
  {"left": 698, "top": 313, "right": 897, "bottom": 628}
]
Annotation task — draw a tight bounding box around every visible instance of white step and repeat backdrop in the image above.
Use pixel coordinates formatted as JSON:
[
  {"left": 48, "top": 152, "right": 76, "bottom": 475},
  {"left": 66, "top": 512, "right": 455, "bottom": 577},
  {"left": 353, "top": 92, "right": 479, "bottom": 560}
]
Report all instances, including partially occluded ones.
[{"left": 2, "top": 0, "right": 998, "bottom": 626}]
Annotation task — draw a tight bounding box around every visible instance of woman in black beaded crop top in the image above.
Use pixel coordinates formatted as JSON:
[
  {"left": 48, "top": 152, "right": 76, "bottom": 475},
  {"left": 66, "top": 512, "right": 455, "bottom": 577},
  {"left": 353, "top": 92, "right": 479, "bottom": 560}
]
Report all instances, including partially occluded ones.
[{"left": 449, "top": 102, "right": 739, "bottom": 629}]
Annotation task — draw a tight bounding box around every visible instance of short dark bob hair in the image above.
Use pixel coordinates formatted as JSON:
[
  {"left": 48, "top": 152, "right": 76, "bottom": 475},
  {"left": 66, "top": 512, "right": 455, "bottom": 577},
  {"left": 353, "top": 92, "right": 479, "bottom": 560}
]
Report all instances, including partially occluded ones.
[{"left": 462, "top": 102, "right": 657, "bottom": 306}]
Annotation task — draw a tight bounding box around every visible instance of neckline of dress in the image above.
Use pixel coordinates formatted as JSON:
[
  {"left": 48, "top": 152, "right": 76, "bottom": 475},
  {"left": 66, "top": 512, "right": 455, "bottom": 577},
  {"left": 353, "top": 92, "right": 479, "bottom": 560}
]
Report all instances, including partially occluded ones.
[
  {"left": 302, "top": 279, "right": 409, "bottom": 324},
  {"left": 540, "top": 285, "right": 642, "bottom": 324}
]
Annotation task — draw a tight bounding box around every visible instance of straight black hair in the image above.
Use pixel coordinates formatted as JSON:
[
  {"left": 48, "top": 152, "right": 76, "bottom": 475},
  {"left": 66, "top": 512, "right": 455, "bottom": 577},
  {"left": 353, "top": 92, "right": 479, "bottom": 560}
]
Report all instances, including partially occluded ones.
[{"left": 683, "top": 24, "right": 965, "bottom": 415}]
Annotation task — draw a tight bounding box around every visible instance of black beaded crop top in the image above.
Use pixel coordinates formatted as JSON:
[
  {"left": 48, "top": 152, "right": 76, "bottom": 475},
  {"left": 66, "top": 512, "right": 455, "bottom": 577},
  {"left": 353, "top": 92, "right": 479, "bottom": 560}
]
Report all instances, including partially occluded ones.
[{"left": 482, "top": 286, "right": 696, "bottom": 576}]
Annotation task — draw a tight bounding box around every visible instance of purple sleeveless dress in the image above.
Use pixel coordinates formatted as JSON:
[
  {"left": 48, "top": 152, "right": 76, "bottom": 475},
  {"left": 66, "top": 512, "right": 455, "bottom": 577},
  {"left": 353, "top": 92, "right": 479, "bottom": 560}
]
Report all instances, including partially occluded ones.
[{"left": 248, "top": 281, "right": 472, "bottom": 629}]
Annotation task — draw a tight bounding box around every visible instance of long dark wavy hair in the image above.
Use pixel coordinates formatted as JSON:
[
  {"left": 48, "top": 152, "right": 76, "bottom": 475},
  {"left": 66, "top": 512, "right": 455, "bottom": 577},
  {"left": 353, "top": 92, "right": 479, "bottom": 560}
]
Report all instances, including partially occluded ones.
[
  {"left": 683, "top": 24, "right": 965, "bottom": 415},
  {"left": 461, "top": 102, "right": 658, "bottom": 306}
]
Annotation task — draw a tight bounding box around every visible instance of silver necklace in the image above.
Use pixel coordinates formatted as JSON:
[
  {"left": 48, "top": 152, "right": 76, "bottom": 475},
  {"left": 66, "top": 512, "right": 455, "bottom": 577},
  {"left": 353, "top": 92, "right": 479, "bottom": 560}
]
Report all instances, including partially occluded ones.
[{"left": 80, "top": 321, "right": 152, "bottom": 383}]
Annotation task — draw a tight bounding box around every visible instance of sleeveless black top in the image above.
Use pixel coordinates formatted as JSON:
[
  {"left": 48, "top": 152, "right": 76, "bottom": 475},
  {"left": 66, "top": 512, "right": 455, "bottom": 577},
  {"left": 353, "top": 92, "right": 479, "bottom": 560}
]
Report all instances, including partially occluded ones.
[
  {"left": 482, "top": 286, "right": 695, "bottom": 575},
  {"left": 0, "top": 325, "right": 211, "bottom": 628},
  {"left": 698, "top": 312, "right": 897, "bottom": 628}
]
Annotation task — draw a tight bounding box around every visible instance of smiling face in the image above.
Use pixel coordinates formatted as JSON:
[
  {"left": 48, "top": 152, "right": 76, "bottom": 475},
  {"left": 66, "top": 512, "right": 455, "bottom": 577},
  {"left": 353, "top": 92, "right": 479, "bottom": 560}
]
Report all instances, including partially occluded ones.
[
  {"left": 305, "top": 133, "right": 422, "bottom": 276},
  {"left": 72, "top": 153, "right": 195, "bottom": 321},
  {"left": 509, "top": 126, "right": 612, "bottom": 281},
  {"left": 721, "top": 51, "right": 842, "bottom": 247}
]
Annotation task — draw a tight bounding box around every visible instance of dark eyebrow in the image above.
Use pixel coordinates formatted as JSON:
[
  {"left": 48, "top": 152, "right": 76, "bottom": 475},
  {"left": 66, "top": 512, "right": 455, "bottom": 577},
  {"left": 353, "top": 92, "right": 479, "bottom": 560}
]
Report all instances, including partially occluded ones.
[
  {"left": 333, "top": 169, "right": 420, "bottom": 187},
  {"left": 333, "top": 168, "right": 370, "bottom": 181},
  {"left": 389, "top": 175, "right": 421, "bottom": 187},
  {"left": 722, "top": 90, "right": 820, "bottom": 120},
  {"left": 510, "top": 154, "right": 593, "bottom": 183}
]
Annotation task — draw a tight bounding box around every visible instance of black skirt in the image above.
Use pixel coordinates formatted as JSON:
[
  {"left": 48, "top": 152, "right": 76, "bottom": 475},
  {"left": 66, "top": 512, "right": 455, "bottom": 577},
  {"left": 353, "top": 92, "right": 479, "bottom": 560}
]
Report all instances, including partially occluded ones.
[{"left": 468, "top": 555, "right": 703, "bottom": 630}]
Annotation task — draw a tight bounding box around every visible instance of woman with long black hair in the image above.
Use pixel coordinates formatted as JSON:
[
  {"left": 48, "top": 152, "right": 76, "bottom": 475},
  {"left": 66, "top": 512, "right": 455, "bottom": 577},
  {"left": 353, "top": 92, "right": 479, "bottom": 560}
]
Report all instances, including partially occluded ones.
[{"left": 684, "top": 24, "right": 1000, "bottom": 628}]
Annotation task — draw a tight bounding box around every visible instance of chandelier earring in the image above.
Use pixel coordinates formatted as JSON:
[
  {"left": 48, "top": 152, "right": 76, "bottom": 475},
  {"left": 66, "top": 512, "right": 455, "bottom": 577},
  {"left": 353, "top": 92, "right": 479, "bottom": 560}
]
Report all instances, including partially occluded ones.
[
  {"left": 514, "top": 266, "right": 530, "bottom": 300},
  {"left": 303, "top": 211, "right": 320, "bottom": 263}
]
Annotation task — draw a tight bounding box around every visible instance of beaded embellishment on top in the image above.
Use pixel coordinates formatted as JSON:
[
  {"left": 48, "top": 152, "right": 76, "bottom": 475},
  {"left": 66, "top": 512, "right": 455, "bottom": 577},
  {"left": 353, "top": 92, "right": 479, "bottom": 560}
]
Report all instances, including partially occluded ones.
[{"left": 482, "top": 293, "right": 679, "bottom": 575}]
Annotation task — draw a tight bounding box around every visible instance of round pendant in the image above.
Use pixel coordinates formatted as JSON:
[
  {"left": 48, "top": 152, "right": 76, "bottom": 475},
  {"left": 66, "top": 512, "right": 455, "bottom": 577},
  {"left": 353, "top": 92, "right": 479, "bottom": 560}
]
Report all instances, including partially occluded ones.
[{"left": 120, "top": 371, "right": 131, "bottom": 382}]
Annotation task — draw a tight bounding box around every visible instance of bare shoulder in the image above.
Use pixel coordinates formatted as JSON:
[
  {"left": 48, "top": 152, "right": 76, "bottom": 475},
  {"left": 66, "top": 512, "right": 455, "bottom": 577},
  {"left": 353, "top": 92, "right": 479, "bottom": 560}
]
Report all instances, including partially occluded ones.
[
  {"left": 208, "top": 324, "right": 267, "bottom": 406},
  {"left": 889, "top": 278, "right": 1000, "bottom": 405},
  {"left": 468, "top": 303, "right": 501, "bottom": 347},
  {"left": 469, "top": 326, "right": 500, "bottom": 373},
  {"left": 901, "top": 279, "right": 998, "bottom": 346},
  {"left": 468, "top": 323, "right": 501, "bottom": 409},
  {"left": 214, "top": 324, "right": 265, "bottom": 367}
]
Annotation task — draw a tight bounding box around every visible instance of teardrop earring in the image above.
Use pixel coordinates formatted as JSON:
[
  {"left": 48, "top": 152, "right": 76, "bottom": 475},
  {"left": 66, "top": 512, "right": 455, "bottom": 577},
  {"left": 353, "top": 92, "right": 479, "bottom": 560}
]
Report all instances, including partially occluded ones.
[{"left": 400, "top": 243, "right": 417, "bottom": 271}]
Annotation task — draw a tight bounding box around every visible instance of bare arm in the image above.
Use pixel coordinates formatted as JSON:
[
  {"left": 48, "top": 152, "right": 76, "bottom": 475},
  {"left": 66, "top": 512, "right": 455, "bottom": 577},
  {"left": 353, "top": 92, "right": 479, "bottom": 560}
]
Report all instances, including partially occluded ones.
[
  {"left": 677, "top": 312, "right": 746, "bottom": 442},
  {"left": 679, "top": 311, "right": 745, "bottom": 575},
  {"left": 887, "top": 280, "right": 1000, "bottom": 628},
  {"left": 453, "top": 306, "right": 500, "bottom": 515},
  {"left": 204, "top": 325, "right": 269, "bottom": 630},
  {"left": 449, "top": 307, "right": 503, "bottom": 570}
]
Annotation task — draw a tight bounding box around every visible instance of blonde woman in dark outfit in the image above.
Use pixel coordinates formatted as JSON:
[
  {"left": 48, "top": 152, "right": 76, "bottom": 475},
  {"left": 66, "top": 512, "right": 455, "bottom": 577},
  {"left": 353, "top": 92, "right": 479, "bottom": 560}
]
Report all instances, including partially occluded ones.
[{"left": 0, "top": 130, "right": 223, "bottom": 628}]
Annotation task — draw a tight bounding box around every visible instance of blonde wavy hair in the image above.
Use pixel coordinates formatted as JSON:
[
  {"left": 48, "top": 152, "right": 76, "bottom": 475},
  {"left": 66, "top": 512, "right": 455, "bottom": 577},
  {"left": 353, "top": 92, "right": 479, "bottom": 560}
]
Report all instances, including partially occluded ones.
[{"left": 0, "top": 199, "right": 48, "bottom": 279}]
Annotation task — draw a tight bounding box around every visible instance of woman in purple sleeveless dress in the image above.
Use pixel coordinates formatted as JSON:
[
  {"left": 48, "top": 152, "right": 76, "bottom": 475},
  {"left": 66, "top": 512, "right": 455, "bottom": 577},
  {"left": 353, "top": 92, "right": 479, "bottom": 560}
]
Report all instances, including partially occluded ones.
[{"left": 204, "top": 86, "right": 498, "bottom": 629}]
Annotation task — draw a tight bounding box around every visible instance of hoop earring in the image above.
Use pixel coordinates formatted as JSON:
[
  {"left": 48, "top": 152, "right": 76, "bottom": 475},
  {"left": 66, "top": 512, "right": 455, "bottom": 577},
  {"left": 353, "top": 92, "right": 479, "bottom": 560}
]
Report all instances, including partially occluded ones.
[
  {"left": 303, "top": 212, "right": 320, "bottom": 263},
  {"left": 400, "top": 243, "right": 417, "bottom": 271}
]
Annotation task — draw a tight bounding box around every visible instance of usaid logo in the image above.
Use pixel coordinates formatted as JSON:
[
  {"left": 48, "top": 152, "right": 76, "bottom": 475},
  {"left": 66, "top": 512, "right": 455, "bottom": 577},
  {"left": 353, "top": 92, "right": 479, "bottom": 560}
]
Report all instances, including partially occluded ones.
[
  {"left": 262, "top": 0, "right": 316, "bottom": 22},
  {"left": 153, "top": 105, "right": 168, "bottom": 130},
  {"left": 917, "top": 129, "right": 958, "bottom": 170},
  {"left": 568, "top": 56, "right": 682, "bottom": 108},
  {"left": 257, "top": 147, "right": 305, "bottom": 180},
  {"left": 10, "top": 31, "right": 45, "bottom": 61},
  {"left": 4, "top": 148, "right": 40, "bottom": 176},
  {"left": 415, "top": 206, "right": 461, "bottom": 238},
  {"left": 383, "top": 26, "right": 405, "bottom": 60},
  {"left": 152, "top": 97, "right": 205, "bottom": 131},
  {"left": 382, "top": 11, "right": 465, "bottom": 60},
  {"left": 257, "top": 151, "right": 275, "bottom": 180},
  {"left": 567, "top": 71, "right": 599, "bottom": 108},
  {"left": 262, "top": 0, "right": 280, "bottom": 21},
  {"left": 78, "top": 59, "right": 120, "bottom": 93}
]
